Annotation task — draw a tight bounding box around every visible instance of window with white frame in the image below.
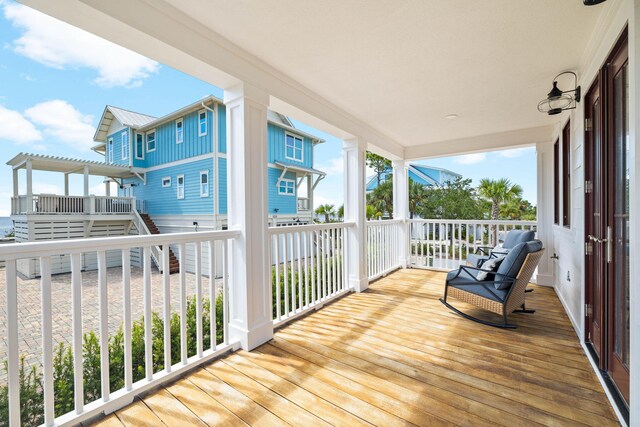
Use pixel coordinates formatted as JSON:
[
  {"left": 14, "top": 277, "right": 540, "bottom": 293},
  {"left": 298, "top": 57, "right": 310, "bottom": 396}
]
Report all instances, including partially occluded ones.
[
  {"left": 177, "top": 174, "right": 185, "bottom": 199},
  {"left": 200, "top": 170, "right": 209, "bottom": 197},
  {"left": 162, "top": 177, "right": 171, "bottom": 187},
  {"left": 278, "top": 179, "right": 295, "bottom": 196},
  {"left": 135, "top": 133, "right": 144, "bottom": 160},
  {"left": 176, "top": 118, "right": 184, "bottom": 144},
  {"left": 198, "top": 110, "right": 207, "bottom": 136},
  {"left": 107, "top": 138, "right": 113, "bottom": 163},
  {"left": 285, "top": 133, "right": 303, "bottom": 162},
  {"left": 146, "top": 130, "right": 156, "bottom": 152},
  {"left": 121, "top": 132, "right": 128, "bottom": 160}
]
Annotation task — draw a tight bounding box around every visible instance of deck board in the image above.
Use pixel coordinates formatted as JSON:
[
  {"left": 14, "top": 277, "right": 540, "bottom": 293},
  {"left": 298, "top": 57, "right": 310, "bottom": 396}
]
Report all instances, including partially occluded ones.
[{"left": 97, "top": 269, "right": 619, "bottom": 426}]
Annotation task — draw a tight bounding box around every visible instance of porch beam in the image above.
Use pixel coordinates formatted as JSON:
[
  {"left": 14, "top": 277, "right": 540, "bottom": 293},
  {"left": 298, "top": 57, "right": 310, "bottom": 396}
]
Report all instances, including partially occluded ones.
[
  {"left": 224, "top": 82, "right": 273, "bottom": 350},
  {"left": 392, "top": 160, "right": 409, "bottom": 268},
  {"left": 343, "top": 137, "right": 368, "bottom": 292},
  {"left": 404, "top": 125, "right": 554, "bottom": 161}
]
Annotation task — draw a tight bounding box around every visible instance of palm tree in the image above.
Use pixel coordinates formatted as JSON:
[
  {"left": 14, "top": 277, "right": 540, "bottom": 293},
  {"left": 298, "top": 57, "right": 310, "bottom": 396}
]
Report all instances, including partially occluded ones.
[
  {"left": 408, "top": 180, "right": 429, "bottom": 219},
  {"left": 337, "top": 205, "right": 344, "bottom": 221},
  {"left": 315, "top": 204, "right": 335, "bottom": 223},
  {"left": 367, "top": 178, "right": 393, "bottom": 217},
  {"left": 366, "top": 205, "right": 382, "bottom": 220},
  {"left": 477, "top": 178, "right": 523, "bottom": 220}
]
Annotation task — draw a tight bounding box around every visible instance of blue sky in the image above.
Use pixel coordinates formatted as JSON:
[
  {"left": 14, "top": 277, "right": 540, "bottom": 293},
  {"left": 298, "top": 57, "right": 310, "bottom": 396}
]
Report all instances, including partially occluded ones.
[{"left": 0, "top": 0, "right": 536, "bottom": 216}]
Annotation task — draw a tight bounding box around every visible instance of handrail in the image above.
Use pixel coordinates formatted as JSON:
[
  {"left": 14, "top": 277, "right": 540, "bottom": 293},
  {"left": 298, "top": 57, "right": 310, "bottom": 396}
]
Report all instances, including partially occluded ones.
[
  {"left": 408, "top": 218, "right": 536, "bottom": 225},
  {"left": 268, "top": 221, "right": 355, "bottom": 234},
  {"left": 132, "top": 208, "right": 163, "bottom": 271},
  {"left": 0, "top": 229, "right": 240, "bottom": 260}
]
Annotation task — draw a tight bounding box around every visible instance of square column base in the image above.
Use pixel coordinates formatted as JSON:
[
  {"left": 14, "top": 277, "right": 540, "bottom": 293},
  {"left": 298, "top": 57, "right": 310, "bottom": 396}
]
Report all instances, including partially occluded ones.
[
  {"left": 350, "top": 275, "right": 369, "bottom": 293},
  {"left": 229, "top": 319, "right": 274, "bottom": 351}
]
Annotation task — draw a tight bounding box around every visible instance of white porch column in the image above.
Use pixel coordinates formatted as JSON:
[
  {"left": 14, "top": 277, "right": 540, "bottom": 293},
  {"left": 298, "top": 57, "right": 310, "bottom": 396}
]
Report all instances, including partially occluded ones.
[
  {"left": 343, "top": 138, "right": 368, "bottom": 292},
  {"left": 83, "top": 166, "right": 89, "bottom": 196},
  {"left": 12, "top": 169, "right": 18, "bottom": 198},
  {"left": 64, "top": 174, "right": 69, "bottom": 196},
  {"left": 224, "top": 82, "right": 273, "bottom": 350},
  {"left": 105, "top": 180, "right": 111, "bottom": 197},
  {"left": 26, "top": 160, "right": 33, "bottom": 197},
  {"left": 392, "top": 159, "right": 409, "bottom": 268},
  {"left": 535, "top": 141, "right": 555, "bottom": 286}
]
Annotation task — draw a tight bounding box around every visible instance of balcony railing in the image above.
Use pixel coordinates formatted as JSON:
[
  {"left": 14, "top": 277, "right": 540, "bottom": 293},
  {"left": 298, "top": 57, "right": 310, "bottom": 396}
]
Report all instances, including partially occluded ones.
[
  {"left": 269, "top": 222, "right": 352, "bottom": 326},
  {"left": 408, "top": 219, "right": 537, "bottom": 270},
  {"left": 366, "top": 219, "right": 404, "bottom": 280},
  {"left": 11, "top": 195, "right": 134, "bottom": 215},
  {"left": 0, "top": 229, "right": 239, "bottom": 426}
]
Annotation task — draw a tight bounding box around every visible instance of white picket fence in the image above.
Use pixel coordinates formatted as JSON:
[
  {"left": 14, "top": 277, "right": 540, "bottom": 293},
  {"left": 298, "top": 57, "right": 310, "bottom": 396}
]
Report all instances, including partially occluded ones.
[
  {"left": 0, "top": 230, "right": 239, "bottom": 426},
  {"left": 268, "top": 222, "right": 353, "bottom": 326},
  {"left": 408, "top": 219, "right": 537, "bottom": 270}
]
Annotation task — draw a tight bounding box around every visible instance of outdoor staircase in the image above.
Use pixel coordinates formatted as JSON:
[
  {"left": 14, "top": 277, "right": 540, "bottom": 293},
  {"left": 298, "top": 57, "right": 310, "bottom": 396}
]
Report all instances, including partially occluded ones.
[{"left": 139, "top": 213, "right": 180, "bottom": 274}]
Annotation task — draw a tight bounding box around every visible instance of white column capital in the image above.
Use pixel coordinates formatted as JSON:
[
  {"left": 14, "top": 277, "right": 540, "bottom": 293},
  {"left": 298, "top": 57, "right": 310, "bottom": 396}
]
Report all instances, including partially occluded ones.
[{"left": 224, "top": 82, "right": 269, "bottom": 107}]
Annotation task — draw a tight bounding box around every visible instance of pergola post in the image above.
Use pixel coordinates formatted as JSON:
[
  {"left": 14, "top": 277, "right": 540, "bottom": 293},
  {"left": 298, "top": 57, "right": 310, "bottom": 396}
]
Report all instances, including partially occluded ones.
[
  {"left": 26, "top": 160, "right": 33, "bottom": 214},
  {"left": 64, "top": 174, "right": 69, "bottom": 196},
  {"left": 535, "top": 141, "right": 555, "bottom": 286},
  {"left": 105, "top": 180, "right": 111, "bottom": 197},
  {"left": 12, "top": 169, "right": 18, "bottom": 198},
  {"left": 83, "top": 166, "right": 89, "bottom": 197},
  {"left": 343, "top": 138, "right": 368, "bottom": 292},
  {"left": 224, "top": 82, "right": 273, "bottom": 350},
  {"left": 392, "top": 159, "right": 409, "bottom": 268}
]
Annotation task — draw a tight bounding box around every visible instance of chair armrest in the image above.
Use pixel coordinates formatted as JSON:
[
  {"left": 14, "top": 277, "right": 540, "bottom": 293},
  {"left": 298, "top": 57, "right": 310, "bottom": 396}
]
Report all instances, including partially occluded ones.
[{"left": 474, "top": 246, "right": 493, "bottom": 255}]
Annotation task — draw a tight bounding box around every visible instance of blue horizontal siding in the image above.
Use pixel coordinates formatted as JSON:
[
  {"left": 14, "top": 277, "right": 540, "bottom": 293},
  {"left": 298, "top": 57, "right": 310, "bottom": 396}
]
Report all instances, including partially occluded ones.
[
  {"left": 267, "top": 167, "right": 297, "bottom": 215},
  {"left": 218, "top": 157, "right": 227, "bottom": 215},
  {"left": 141, "top": 108, "right": 214, "bottom": 168},
  {"left": 122, "top": 158, "right": 216, "bottom": 215},
  {"left": 267, "top": 123, "right": 313, "bottom": 168},
  {"left": 107, "top": 128, "right": 130, "bottom": 166},
  {"left": 218, "top": 105, "right": 226, "bottom": 154}
]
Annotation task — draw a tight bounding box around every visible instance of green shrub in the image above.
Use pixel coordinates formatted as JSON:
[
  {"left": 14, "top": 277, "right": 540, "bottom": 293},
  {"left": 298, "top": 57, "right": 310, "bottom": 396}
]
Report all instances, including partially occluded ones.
[{"left": 0, "top": 293, "right": 224, "bottom": 426}]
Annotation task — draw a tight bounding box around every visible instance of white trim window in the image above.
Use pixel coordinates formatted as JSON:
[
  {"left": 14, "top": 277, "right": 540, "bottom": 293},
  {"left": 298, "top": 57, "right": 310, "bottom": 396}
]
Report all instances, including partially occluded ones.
[
  {"left": 285, "top": 133, "right": 303, "bottom": 162},
  {"left": 121, "top": 132, "right": 128, "bottom": 160},
  {"left": 146, "top": 130, "right": 156, "bottom": 152},
  {"left": 200, "top": 170, "right": 209, "bottom": 197},
  {"left": 278, "top": 178, "right": 295, "bottom": 196},
  {"left": 176, "top": 118, "right": 184, "bottom": 144},
  {"left": 198, "top": 109, "right": 207, "bottom": 136},
  {"left": 176, "top": 174, "right": 185, "bottom": 199},
  {"left": 135, "top": 133, "right": 145, "bottom": 160},
  {"left": 162, "top": 176, "right": 171, "bottom": 187},
  {"left": 107, "top": 138, "right": 114, "bottom": 163}
]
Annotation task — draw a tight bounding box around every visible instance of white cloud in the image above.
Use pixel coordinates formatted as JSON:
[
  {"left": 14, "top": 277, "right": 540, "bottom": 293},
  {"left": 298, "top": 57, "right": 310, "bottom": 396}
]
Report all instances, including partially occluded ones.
[
  {"left": 499, "top": 147, "right": 535, "bottom": 158},
  {"left": 453, "top": 153, "right": 486, "bottom": 165},
  {"left": 3, "top": 2, "right": 159, "bottom": 88},
  {"left": 19, "top": 73, "right": 35, "bottom": 81},
  {"left": 25, "top": 100, "right": 95, "bottom": 150},
  {"left": 313, "top": 194, "right": 340, "bottom": 210},
  {"left": 0, "top": 104, "right": 42, "bottom": 144},
  {"left": 0, "top": 190, "right": 11, "bottom": 216},
  {"left": 317, "top": 157, "right": 344, "bottom": 175}
]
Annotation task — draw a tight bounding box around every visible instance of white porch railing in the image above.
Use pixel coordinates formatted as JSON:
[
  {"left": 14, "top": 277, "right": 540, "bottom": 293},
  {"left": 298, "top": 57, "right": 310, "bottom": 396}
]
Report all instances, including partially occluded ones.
[
  {"left": 269, "top": 222, "right": 353, "bottom": 326},
  {"left": 0, "top": 229, "right": 239, "bottom": 426},
  {"left": 10, "top": 195, "right": 134, "bottom": 215},
  {"left": 366, "top": 220, "right": 404, "bottom": 280},
  {"left": 408, "top": 219, "right": 537, "bottom": 270}
]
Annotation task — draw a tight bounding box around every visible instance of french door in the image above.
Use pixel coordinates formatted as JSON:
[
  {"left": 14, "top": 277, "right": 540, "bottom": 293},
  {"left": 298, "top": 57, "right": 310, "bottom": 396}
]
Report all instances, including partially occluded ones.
[{"left": 584, "top": 29, "right": 629, "bottom": 407}]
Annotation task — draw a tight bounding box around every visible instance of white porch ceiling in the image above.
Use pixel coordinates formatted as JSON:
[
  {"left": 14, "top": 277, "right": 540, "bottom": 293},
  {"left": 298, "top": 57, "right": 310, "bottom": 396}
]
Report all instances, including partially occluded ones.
[
  {"left": 168, "top": 0, "right": 608, "bottom": 148},
  {"left": 22, "top": 0, "right": 613, "bottom": 158}
]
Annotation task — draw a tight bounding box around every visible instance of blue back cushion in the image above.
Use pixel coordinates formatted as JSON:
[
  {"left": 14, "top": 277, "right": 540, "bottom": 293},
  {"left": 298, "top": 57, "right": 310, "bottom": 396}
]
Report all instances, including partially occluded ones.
[
  {"left": 503, "top": 230, "right": 535, "bottom": 249},
  {"left": 495, "top": 240, "right": 543, "bottom": 289}
]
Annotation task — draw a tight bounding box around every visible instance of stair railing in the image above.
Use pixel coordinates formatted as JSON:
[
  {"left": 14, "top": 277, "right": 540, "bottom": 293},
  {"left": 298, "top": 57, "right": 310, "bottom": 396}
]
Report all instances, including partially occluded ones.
[{"left": 132, "top": 208, "right": 165, "bottom": 272}]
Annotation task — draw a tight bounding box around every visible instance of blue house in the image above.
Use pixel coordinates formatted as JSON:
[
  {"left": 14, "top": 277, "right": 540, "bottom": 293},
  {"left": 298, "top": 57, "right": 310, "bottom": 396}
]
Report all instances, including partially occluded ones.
[
  {"left": 92, "top": 95, "right": 325, "bottom": 232},
  {"left": 366, "top": 163, "right": 461, "bottom": 192}
]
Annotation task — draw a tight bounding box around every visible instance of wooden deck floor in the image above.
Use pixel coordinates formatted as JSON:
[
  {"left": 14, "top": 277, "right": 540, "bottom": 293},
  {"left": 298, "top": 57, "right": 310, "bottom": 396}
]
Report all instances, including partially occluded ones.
[{"left": 91, "top": 269, "right": 619, "bottom": 426}]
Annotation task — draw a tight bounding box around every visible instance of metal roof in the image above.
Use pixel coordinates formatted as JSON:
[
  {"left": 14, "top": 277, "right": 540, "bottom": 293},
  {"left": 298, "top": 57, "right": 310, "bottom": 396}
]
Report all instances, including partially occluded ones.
[
  {"left": 7, "top": 153, "right": 141, "bottom": 178},
  {"left": 274, "top": 161, "right": 326, "bottom": 176},
  {"left": 93, "top": 106, "right": 157, "bottom": 142}
]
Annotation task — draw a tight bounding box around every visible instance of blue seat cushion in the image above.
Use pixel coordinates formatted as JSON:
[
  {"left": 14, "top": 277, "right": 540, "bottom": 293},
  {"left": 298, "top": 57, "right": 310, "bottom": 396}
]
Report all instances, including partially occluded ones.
[
  {"left": 495, "top": 239, "right": 543, "bottom": 289},
  {"left": 502, "top": 230, "right": 536, "bottom": 249},
  {"left": 446, "top": 268, "right": 510, "bottom": 302}
]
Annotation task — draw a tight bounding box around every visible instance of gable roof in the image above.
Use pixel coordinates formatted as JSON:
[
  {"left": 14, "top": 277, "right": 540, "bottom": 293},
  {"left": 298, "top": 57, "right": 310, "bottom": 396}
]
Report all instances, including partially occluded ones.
[
  {"left": 94, "top": 106, "right": 157, "bottom": 142},
  {"left": 366, "top": 163, "right": 462, "bottom": 191}
]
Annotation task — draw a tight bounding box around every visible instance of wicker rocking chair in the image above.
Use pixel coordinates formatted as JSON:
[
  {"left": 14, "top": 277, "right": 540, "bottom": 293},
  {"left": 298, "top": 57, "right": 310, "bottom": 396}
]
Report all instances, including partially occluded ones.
[{"left": 440, "top": 241, "right": 545, "bottom": 329}]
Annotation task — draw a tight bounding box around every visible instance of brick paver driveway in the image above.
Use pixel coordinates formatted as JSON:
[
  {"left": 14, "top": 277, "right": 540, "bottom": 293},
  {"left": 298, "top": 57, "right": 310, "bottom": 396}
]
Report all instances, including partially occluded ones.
[{"left": 0, "top": 266, "right": 217, "bottom": 384}]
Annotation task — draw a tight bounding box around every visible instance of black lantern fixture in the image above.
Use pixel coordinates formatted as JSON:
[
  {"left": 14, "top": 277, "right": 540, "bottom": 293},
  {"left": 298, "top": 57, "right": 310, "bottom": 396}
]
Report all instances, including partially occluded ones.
[
  {"left": 583, "top": 0, "right": 607, "bottom": 5},
  {"left": 537, "top": 71, "right": 581, "bottom": 116}
]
